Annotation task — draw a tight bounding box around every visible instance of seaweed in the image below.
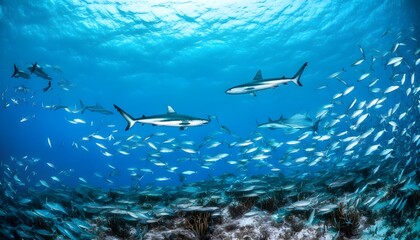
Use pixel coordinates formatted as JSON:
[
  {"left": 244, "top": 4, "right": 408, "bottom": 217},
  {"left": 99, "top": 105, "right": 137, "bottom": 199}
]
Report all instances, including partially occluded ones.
[
  {"left": 228, "top": 197, "right": 256, "bottom": 219},
  {"left": 330, "top": 202, "right": 361, "bottom": 239},
  {"left": 255, "top": 192, "right": 285, "bottom": 213},
  {"left": 228, "top": 201, "right": 252, "bottom": 219},
  {"left": 107, "top": 216, "right": 130, "bottom": 238},
  {"left": 185, "top": 211, "right": 211, "bottom": 240}
]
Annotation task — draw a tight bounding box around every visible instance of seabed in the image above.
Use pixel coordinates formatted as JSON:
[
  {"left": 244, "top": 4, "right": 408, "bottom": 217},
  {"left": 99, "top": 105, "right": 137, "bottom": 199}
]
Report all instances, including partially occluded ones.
[{"left": 1, "top": 165, "right": 419, "bottom": 240}]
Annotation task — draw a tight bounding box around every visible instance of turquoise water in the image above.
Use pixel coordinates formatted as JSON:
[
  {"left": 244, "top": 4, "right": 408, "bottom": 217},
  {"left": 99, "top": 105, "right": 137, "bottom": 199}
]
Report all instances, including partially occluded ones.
[{"left": 0, "top": 1, "right": 418, "bottom": 187}]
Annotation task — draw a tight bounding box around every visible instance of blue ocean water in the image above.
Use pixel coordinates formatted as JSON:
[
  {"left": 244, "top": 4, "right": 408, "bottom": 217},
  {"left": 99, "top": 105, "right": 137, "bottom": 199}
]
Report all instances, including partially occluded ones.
[{"left": 0, "top": 0, "right": 418, "bottom": 191}]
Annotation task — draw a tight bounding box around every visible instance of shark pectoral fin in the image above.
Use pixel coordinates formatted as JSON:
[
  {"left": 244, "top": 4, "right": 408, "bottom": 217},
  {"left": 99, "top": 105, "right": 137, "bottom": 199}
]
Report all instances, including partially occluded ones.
[{"left": 251, "top": 92, "right": 257, "bottom": 97}]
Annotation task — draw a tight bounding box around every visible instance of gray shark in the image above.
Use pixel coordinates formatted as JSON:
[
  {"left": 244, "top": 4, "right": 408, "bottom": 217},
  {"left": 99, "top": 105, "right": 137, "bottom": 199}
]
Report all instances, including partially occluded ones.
[
  {"left": 226, "top": 62, "right": 308, "bottom": 95},
  {"left": 28, "top": 62, "right": 52, "bottom": 80},
  {"left": 11, "top": 64, "right": 30, "bottom": 79},
  {"left": 258, "top": 113, "right": 320, "bottom": 133},
  {"left": 80, "top": 100, "right": 113, "bottom": 115},
  {"left": 114, "top": 104, "right": 210, "bottom": 131}
]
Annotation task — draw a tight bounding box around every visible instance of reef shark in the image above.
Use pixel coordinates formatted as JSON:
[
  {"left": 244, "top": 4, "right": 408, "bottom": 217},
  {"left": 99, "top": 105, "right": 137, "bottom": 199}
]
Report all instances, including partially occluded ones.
[
  {"left": 80, "top": 100, "right": 113, "bottom": 115},
  {"left": 226, "top": 62, "right": 308, "bottom": 95},
  {"left": 114, "top": 104, "right": 210, "bottom": 131},
  {"left": 28, "top": 62, "right": 52, "bottom": 80},
  {"left": 258, "top": 113, "right": 321, "bottom": 133}
]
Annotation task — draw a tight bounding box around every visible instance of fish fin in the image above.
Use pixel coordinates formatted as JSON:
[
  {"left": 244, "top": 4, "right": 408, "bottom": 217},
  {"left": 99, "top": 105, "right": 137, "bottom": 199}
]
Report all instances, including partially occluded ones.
[
  {"left": 114, "top": 104, "right": 137, "bottom": 131},
  {"left": 79, "top": 100, "right": 85, "bottom": 113},
  {"left": 253, "top": 70, "right": 262, "bottom": 80},
  {"left": 360, "top": 47, "right": 365, "bottom": 59},
  {"left": 30, "top": 62, "right": 37, "bottom": 73},
  {"left": 221, "top": 125, "right": 231, "bottom": 135},
  {"left": 12, "top": 64, "right": 18, "bottom": 78},
  {"left": 251, "top": 92, "right": 257, "bottom": 97},
  {"left": 43, "top": 81, "right": 51, "bottom": 92},
  {"left": 180, "top": 127, "right": 186, "bottom": 130},
  {"left": 292, "top": 62, "right": 308, "bottom": 86},
  {"left": 312, "top": 118, "right": 322, "bottom": 133},
  {"left": 167, "top": 106, "right": 175, "bottom": 114}
]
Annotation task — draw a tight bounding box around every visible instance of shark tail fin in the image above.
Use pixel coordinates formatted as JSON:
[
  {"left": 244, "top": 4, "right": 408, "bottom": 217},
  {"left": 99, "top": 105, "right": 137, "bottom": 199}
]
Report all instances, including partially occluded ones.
[
  {"left": 312, "top": 114, "right": 325, "bottom": 133},
  {"left": 114, "top": 104, "right": 136, "bottom": 131},
  {"left": 79, "top": 100, "right": 86, "bottom": 113},
  {"left": 312, "top": 118, "right": 321, "bottom": 133},
  {"left": 12, "top": 64, "right": 18, "bottom": 78},
  {"left": 292, "top": 62, "right": 308, "bottom": 86}
]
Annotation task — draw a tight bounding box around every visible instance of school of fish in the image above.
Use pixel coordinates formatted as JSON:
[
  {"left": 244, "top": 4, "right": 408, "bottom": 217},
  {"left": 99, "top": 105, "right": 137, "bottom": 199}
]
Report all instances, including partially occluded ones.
[{"left": 0, "top": 26, "right": 419, "bottom": 239}]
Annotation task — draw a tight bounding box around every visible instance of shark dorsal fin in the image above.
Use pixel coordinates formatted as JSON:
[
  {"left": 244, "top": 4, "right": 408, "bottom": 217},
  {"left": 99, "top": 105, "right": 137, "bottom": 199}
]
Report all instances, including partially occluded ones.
[
  {"left": 253, "top": 70, "right": 262, "bottom": 81},
  {"left": 30, "top": 62, "right": 37, "bottom": 73},
  {"left": 167, "top": 106, "right": 175, "bottom": 114}
]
